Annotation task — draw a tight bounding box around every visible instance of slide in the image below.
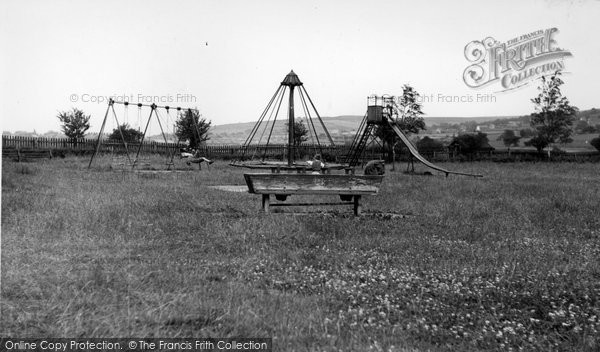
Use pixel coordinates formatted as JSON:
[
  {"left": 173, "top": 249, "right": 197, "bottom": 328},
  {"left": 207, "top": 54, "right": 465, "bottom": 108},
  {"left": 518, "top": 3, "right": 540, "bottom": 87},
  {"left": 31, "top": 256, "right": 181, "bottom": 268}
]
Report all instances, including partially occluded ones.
[{"left": 386, "top": 119, "right": 483, "bottom": 178}]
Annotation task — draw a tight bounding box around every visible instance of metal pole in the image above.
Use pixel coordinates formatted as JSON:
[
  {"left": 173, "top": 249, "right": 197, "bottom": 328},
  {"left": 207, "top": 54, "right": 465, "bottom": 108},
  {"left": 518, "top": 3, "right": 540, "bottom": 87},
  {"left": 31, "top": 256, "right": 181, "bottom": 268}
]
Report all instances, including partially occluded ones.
[
  {"left": 288, "top": 85, "right": 295, "bottom": 166},
  {"left": 88, "top": 99, "right": 113, "bottom": 168},
  {"left": 111, "top": 104, "right": 132, "bottom": 164},
  {"left": 303, "top": 86, "right": 335, "bottom": 146}
]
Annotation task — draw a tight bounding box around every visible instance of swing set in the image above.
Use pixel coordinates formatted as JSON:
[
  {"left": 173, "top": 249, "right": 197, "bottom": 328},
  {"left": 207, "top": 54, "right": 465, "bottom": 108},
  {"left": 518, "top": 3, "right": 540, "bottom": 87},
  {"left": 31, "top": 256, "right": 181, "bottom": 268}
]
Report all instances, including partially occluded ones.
[{"left": 88, "top": 98, "right": 205, "bottom": 170}]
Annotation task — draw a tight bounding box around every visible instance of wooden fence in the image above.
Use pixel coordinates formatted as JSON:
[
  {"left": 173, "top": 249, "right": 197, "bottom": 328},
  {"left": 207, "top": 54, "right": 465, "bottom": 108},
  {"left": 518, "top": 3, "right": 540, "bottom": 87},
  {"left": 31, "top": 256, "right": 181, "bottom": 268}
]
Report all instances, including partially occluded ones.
[
  {"left": 1, "top": 136, "right": 181, "bottom": 154},
  {"left": 1, "top": 136, "right": 348, "bottom": 160},
  {"left": 3, "top": 135, "right": 598, "bottom": 162}
]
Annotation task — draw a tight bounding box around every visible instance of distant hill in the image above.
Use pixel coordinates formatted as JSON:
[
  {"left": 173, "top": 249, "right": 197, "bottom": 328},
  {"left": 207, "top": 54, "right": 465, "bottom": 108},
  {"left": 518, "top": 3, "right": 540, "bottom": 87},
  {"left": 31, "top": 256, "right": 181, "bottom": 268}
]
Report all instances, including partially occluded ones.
[
  {"left": 424, "top": 116, "right": 519, "bottom": 126},
  {"left": 42, "top": 131, "right": 66, "bottom": 138},
  {"left": 207, "top": 114, "right": 523, "bottom": 144}
]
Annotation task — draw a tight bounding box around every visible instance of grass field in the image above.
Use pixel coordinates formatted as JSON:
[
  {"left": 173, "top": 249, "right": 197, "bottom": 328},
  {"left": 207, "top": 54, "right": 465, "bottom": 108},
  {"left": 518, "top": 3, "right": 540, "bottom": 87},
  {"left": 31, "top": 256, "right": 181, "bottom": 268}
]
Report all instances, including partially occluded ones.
[{"left": 2, "top": 157, "right": 599, "bottom": 351}]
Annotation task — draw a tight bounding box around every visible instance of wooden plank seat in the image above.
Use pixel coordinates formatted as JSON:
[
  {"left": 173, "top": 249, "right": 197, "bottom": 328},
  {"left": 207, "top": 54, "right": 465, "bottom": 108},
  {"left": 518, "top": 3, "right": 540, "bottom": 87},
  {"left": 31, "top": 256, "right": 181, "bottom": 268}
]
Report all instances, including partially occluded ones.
[
  {"left": 111, "top": 156, "right": 132, "bottom": 170},
  {"left": 244, "top": 173, "right": 384, "bottom": 216},
  {"left": 111, "top": 156, "right": 152, "bottom": 170},
  {"left": 131, "top": 158, "right": 152, "bottom": 169}
]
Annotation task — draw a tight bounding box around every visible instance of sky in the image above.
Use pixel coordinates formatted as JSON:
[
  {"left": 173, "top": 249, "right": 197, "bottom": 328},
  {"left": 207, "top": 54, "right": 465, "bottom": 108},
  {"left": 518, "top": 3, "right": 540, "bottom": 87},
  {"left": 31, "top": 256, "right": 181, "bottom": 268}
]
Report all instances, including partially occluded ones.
[{"left": 1, "top": 0, "right": 599, "bottom": 134}]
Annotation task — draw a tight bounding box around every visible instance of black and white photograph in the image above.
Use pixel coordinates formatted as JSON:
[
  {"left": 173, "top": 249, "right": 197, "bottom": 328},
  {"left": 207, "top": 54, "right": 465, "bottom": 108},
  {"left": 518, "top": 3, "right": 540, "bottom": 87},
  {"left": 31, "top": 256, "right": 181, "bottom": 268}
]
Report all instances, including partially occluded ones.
[{"left": 1, "top": 0, "right": 600, "bottom": 351}]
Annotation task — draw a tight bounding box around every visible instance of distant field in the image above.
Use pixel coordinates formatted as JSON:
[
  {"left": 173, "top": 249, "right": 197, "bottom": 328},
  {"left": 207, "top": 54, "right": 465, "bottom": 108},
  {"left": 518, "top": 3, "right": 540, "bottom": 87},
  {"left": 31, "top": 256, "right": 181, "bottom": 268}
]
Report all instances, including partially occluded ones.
[
  {"left": 481, "top": 132, "right": 598, "bottom": 151},
  {"left": 2, "top": 158, "right": 600, "bottom": 351},
  {"left": 422, "top": 131, "right": 599, "bottom": 152}
]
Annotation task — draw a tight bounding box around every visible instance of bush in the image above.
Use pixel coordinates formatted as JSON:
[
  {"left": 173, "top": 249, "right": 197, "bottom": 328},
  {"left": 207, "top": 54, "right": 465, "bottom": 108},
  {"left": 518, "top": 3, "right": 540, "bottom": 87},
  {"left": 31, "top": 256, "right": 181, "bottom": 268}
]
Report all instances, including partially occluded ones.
[
  {"left": 449, "top": 132, "right": 491, "bottom": 156},
  {"left": 520, "top": 128, "right": 535, "bottom": 138},
  {"left": 109, "top": 124, "right": 144, "bottom": 143},
  {"left": 416, "top": 136, "right": 445, "bottom": 156},
  {"left": 525, "top": 135, "right": 549, "bottom": 154},
  {"left": 591, "top": 137, "right": 600, "bottom": 151},
  {"left": 551, "top": 146, "right": 567, "bottom": 155}
]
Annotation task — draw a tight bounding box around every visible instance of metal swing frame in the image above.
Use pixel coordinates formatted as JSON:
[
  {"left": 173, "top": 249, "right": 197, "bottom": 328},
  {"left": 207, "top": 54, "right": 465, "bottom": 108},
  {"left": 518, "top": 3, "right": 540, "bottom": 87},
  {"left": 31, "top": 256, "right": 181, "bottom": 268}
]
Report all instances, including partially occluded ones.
[{"left": 88, "top": 99, "right": 203, "bottom": 170}]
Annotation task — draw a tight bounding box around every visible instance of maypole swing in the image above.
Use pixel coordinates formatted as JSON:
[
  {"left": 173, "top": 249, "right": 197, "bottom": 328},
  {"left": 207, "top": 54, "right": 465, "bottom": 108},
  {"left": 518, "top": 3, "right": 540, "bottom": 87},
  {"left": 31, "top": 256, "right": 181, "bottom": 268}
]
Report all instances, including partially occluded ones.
[
  {"left": 231, "top": 70, "right": 338, "bottom": 169},
  {"left": 88, "top": 98, "right": 204, "bottom": 170},
  {"left": 235, "top": 70, "right": 385, "bottom": 216}
]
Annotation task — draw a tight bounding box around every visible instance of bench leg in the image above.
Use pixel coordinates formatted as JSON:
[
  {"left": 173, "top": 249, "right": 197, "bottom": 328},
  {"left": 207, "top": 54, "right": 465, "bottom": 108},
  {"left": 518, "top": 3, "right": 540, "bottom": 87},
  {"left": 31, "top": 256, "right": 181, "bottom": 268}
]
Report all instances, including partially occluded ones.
[
  {"left": 262, "top": 194, "right": 270, "bottom": 213},
  {"left": 353, "top": 195, "right": 362, "bottom": 216}
]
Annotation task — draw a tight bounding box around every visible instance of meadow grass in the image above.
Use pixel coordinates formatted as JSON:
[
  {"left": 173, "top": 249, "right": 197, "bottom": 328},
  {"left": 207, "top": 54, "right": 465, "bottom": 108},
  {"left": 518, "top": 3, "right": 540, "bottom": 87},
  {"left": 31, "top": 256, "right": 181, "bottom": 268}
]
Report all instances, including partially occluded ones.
[{"left": 1, "top": 157, "right": 599, "bottom": 351}]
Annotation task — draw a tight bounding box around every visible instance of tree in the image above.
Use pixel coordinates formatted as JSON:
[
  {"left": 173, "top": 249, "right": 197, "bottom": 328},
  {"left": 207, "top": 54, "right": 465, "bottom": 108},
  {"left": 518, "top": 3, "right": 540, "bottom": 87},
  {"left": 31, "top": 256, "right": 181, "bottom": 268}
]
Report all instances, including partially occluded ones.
[
  {"left": 292, "top": 120, "right": 309, "bottom": 147},
  {"left": 395, "top": 85, "right": 426, "bottom": 134},
  {"left": 174, "top": 109, "right": 211, "bottom": 149},
  {"left": 450, "top": 132, "right": 491, "bottom": 156},
  {"left": 57, "top": 108, "right": 90, "bottom": 140},
  {"left": 591, "top": 136, "right": 600, "bottom": 151},
  {"left": 375, "top": 84, "right": 426, "bottom": 169},
  {"left": 584, "top": 125, "right": 597, "bottom": 134},
  {"left": 416, "top": 136, "right": 445, "bottom": 157},
  {"left": 108, "top": 124, "right": 143, "bottom": 143},
  {"left": 497, "top": 129, "right": 521, "bottom": 154},
  {"left": 573, "top": 119, "right": 597, "bottom": 134},
  {"left": 463, "top": 121, "right": 478, "bottom": 133},
  {"left": 525, "top": 135, "right": 549, "bottom": 154},
  {"left": 529, "top": 71, "right": 578, "bottom": 156},
  {"left": 520, "top": 128, "right": 535, "bottom": 138},
  {"left": 575, "top": 120, "right": 590, "bottom": 134}
]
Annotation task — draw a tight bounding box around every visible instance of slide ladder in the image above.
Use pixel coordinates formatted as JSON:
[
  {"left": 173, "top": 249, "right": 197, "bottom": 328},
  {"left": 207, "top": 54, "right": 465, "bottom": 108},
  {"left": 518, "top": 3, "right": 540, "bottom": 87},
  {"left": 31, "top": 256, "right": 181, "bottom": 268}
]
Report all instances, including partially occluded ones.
[
  {"left": 344, "top": 119, "right": 376, "bottom": 167},
  {"left": 385, "top": 117, "right": 482, "bottom": 177}
]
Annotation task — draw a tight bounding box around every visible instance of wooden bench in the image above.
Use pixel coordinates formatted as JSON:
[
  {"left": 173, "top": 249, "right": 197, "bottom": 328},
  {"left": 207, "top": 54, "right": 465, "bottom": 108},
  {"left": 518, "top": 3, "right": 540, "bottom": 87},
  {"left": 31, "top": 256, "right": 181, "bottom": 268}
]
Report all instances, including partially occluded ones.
[
  {"left": 244, "top": 173, "right": 384, "bottom": 216},
  {"left": 2, "top": 148, "right": 52, "bottom": 162}
]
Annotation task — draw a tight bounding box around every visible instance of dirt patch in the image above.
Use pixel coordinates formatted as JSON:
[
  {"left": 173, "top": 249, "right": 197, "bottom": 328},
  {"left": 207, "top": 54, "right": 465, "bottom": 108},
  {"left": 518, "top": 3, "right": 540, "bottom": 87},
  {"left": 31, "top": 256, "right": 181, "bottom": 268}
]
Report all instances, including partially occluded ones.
[{"left": 209, "top": 185, "right": 249, "bottom": 192}]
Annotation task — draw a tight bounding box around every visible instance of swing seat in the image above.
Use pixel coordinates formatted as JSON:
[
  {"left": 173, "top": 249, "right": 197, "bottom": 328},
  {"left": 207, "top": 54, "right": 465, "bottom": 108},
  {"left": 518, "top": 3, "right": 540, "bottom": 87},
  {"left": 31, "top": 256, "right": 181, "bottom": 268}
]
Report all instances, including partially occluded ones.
[
  {"left": 111, "top": 156, "right": 133, "bottom": 170},
  {"left": 132, "top": 158, "right": 152, "bottom": 169}
]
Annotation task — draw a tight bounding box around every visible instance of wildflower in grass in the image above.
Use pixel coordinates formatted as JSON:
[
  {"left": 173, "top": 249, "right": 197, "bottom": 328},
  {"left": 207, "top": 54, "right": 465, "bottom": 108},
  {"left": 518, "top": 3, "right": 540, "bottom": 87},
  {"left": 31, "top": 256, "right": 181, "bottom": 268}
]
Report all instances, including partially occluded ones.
[{"left": 242, "top": 244, "right": 600, "bottom": 350}]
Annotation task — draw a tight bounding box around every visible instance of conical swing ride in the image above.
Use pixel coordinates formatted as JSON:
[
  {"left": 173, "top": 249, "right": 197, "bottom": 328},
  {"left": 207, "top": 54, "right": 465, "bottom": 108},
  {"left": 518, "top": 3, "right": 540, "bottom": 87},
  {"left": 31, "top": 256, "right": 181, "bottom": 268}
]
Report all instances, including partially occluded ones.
[{"left": 231, "top": 71, "right": 384, "bottom": 215}]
